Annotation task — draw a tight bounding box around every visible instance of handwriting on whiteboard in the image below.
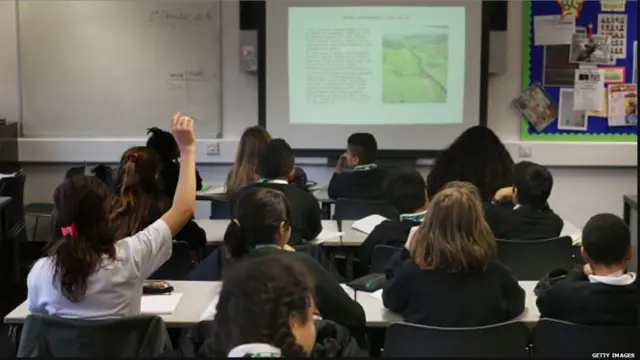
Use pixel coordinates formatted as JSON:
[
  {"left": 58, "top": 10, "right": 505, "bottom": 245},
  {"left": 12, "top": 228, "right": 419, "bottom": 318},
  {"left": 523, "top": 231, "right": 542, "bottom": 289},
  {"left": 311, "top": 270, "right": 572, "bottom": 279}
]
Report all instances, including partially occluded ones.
[
  {"left": 167, "top": 70, "right": 208, "bottom": 90},
  {"left": 148, "top": 10, "right": 213, "bottom": 25}
]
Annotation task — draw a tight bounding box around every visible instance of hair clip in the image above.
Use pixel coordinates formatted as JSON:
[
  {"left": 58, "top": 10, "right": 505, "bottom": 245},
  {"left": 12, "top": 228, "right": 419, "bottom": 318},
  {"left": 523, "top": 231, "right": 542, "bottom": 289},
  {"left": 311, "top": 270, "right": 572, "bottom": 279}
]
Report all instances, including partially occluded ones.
[
  {"left": 61, "top": 223, "right": 78, "bottom": 237},
  {"left": 127, "top": 153, "right": 138, "bottom": 164}
]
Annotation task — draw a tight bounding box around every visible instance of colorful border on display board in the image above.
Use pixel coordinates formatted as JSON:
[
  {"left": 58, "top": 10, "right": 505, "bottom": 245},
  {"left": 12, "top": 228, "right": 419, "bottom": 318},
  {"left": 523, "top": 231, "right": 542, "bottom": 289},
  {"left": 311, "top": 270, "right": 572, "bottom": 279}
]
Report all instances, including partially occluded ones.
[{"left": 521, "top": 0, "right": 637, "bottom": 142}]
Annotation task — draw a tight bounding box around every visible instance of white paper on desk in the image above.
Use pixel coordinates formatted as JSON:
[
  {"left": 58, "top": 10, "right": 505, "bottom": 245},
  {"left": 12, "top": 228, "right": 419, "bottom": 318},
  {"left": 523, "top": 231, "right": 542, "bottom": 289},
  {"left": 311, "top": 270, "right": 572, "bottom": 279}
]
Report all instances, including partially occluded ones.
[
  {"left": 369, "top": 289, "right": 383, "bottom": 301},
  {"left": 0, "top": 172, "right": 18, "bottom": 181},
  {"left": 199, "top": 296, "right": 219, "bottom": 321},
  {"left": 197, "top": 186, "right": 226, "bottom": 196},
  {"left": 533, "top": 15, "right": 575, "bottom": 46},
  {"left": 574, "top": 69, "right": 605, "bottom": 111},
  {"left": 314, "top": 229, "right": 344, "bottom": 242},
  {"left": 352, "top": 215, "right": 388, "bottom": 235},
  {"left": 340, "top": 284, "right": 355, "bottom": 299},
  {"left": 141, "top": 293, "right": 183, "bottom": 315}
]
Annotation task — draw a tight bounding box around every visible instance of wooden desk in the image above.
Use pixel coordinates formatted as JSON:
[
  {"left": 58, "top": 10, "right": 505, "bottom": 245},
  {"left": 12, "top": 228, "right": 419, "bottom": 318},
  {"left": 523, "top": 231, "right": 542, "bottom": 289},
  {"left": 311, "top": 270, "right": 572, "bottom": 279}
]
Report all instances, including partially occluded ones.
[{"left": 624, "top": 195, "right": 638, "bottom": 273}]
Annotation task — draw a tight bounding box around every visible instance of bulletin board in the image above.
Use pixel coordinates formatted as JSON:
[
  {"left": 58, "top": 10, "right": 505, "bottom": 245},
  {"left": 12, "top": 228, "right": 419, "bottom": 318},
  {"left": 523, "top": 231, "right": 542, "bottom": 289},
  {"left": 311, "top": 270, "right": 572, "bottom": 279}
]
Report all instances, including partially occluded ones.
[{"left": 521, "top": 0, "right": 637, "bottom": 141}]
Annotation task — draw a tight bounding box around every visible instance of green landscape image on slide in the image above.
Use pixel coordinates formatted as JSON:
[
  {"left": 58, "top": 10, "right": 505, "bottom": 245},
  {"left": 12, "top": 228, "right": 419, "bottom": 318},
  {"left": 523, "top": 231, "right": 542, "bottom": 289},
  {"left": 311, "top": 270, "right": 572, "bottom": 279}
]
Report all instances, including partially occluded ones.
[{"left": 382, "top": 30, "right": 449, "bottom": 104}]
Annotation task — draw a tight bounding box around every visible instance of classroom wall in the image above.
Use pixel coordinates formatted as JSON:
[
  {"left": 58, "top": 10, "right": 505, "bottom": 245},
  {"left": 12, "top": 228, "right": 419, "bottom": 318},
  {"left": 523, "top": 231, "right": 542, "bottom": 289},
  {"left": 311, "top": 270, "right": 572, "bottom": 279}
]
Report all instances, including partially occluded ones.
[{"left": 4, "top": 1, "right": 636, "bottom": 240}]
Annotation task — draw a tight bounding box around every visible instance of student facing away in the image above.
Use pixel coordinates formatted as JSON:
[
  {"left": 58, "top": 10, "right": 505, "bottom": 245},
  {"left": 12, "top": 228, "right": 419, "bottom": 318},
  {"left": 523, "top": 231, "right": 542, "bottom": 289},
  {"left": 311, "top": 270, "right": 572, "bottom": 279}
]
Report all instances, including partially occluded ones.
[
  {"left": 484, "top": 161, "right": 563, "bottom": 240},
  {"left": 109, "top": 146, "right": 206, "bottom": 250},
  {"left": 202, "top": 255, "right": 318, "bottom": 358},
  {"left": 27, "top": 114, "right": 197, "bottom": 318},
  {"left": 222, "top": 187, "right": 365, "bottom": 333},
  {"left": 328, "top": 133, "right": 387, "bottom": 201},
  {"left": 536, "top": 213, "right": 638, "bottom": 326},
  {"left": 356, "top": 169, "right": 428, "bottom": 276},
  {"left": 382, "top": 181, "right": 525, "bottom": 327},
  {"left": 225, "top": 126, "right": 271, "bottom": 197},
  {"left": 230, "top": 139, "right": 322, "bottom": 245}
]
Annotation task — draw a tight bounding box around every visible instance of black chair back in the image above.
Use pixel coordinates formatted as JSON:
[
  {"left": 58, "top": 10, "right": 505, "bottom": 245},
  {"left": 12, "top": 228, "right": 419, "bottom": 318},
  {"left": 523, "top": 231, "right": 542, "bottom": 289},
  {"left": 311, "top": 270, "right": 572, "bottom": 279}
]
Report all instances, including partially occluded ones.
[
  {"left": 334, "top": 199, "right": 398, "bottom": 222},
  {"left": 531, "top": 318, "right": 640, "bottom": 357},
  {"left": 149, "top": 241, "right": 192, "bottom": 280},
  {"left": 0, "top": 171, "right": 26, "bottom": 231},
  {"left": 383, "top": 320, "right": 530, "bottom": 358},
  {"left": 497, "top": 236, "right": 575, "bottom": 280},
  {"left": 209, "top": 199, "right": 231, "bottom": 219},
  {"left": 370, "top": 245, "right": 400, "bottom": 274}
]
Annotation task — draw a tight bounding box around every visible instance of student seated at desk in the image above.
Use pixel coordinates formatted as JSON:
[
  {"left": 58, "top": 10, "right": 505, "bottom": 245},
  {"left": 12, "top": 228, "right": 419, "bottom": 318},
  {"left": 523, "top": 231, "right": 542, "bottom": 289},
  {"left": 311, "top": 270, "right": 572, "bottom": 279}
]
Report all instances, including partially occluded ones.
[
  {"left": 222, "top": 187, "right": 365, "bottom": 332},
  {"left": 356, "top": 169, "right": 428, "bottom": 276},
  {"left": 225, "top": 126, "right": 271, "bottom": 197},
  {"left": 484, "top": 161, "right": 563, "bottom": 240},
  {"left": 109, "top": 146, "right": 206, "bottom": 250},
  {"left": 328, "top": 133, "right": 387, "bottom": 200},
  {"left": 382, "top": 181, "right": 525, "bottom": 327},
  {"left": 27, "top": 114, "right": 197, "bottom": 319},
  {"left": 202, "top": 255, "right": 317, "bottom": 357},
  {"left": 426, "top": 126, "right": 514, "bottom": 202},
  {"left": 230, "top": 139, "right": 322, "bottom": 245},
  {"left": 536, "top": 213, "right": 638, "bottom": 326}
]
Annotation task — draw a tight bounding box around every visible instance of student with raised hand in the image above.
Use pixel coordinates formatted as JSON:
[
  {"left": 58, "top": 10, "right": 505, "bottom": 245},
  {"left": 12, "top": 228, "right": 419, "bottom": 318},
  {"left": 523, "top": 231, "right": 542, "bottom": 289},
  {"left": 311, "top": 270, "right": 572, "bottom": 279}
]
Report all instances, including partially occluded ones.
[
  {"left": 328, "top": 133, "right": 388, "bottom": 200},
  {"left": 222, "top": 187, "right": 365, "bottom": 332},
  {"left": 536, "top": 213, "right": 638, "bottom": 326},
  {"left": 356, "top": 169, "right": 428, "bottom": 276},
  {"left": 109, "top": 146, "right": 206, "bottom": 250},
  {"left": 230, "top": 139, "right": 322, "bottom": 245},
  {"left": 382, "top": 181, "right": 525, "bottom": 327},
  {"left": 426, "top": 126, "right": 514, "bottom": 202},
  {"left": 27, "top": 113, "right": 197, "bottom": 318},
  {"left": 225, "top": 126, "right": 271, "bottom": 197},
  {"left": 146, "top": 126, "right": 203, "bottom": 199},
  {"left": 202, "top": 255, "right": 317, "bottom": 358},
  {"left": 484, "top": 161, "right": 563, "bottom": 240}
]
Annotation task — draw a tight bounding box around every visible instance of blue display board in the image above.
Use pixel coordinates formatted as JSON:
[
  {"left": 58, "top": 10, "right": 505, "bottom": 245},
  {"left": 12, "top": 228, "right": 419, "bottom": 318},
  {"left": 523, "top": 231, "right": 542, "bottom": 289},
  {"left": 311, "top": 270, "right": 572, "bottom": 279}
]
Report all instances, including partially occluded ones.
[{"left": 522, "top": 0, "right": 637, "bottom": 141}]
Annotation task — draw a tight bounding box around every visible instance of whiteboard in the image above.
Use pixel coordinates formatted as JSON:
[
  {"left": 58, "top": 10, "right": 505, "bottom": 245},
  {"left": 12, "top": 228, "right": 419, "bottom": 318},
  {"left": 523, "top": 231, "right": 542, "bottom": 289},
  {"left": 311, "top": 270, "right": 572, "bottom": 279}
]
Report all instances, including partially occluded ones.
[{"left": 18, "top": 0, "right": 221, "bottom": 137}]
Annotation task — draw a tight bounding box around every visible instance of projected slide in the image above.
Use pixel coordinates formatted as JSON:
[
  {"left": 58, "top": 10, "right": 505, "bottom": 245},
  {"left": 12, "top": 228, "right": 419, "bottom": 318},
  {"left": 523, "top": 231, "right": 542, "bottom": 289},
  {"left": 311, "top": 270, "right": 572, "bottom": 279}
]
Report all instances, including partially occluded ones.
[{"left": 288, "top": 7, "right": 465, "bottom": 126}]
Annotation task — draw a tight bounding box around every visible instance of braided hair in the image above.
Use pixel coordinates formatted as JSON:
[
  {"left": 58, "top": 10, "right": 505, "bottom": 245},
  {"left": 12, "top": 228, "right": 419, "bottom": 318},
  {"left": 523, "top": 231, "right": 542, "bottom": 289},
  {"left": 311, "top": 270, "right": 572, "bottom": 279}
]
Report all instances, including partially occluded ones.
[{"left": 209, "top": 255, "right": 316, "bottom": 357}]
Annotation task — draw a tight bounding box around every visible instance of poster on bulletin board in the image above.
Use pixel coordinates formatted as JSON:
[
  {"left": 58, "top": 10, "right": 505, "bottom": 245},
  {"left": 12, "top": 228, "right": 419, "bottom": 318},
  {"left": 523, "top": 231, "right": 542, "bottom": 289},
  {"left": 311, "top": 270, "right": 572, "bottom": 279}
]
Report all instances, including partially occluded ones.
[{"left": 520, "top": 0, "right": 637, "bottom": 142}]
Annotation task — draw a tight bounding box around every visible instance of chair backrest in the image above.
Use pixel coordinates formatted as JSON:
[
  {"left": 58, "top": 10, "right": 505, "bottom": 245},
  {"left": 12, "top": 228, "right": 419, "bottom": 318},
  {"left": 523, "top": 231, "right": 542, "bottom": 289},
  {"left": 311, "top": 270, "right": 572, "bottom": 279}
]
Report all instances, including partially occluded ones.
[
  {"left": 0, "top": 170, "right": 26, "bottom": 230},
  {"left": 496, "top": 236, "right": 575, "bottom": 280},
  {"left": 149, "top": 241, "right": 192, "bottom": 280},
  {"left": 334, "top": 199, "right": 398, "bottom": 222},
  {"left": 370, "top": 245, "right": 400, "bottom": 274},
  {"left": 209, "top": 199, "right": 231, "bottom": 219},
  {"left": 383, "top": 320, "right": 530, "bottom": 358},
  {"left": 17, "top": 313, "right": 171, "bottom": 357},
  {"left": 531, "top": 318, "right": 640, "bottom": 357}
]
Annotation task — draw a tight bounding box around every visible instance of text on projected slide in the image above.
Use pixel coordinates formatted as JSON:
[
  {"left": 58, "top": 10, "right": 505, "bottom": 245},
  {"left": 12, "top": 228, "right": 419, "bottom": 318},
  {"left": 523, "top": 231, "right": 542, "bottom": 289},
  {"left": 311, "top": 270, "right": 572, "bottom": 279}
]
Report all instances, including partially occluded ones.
[{"left": 288, "top": 7, "right": 466, "bottom": 126}]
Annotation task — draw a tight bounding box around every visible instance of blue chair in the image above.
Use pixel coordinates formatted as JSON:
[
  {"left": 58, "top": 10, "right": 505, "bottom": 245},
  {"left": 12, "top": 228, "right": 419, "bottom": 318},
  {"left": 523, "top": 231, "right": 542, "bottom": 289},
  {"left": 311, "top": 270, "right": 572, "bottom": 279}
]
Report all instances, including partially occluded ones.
[
  {"left": 383, "top": 320, "right": 530, "bottom": 358},
  {"left": 209, "top": 199, "right": 231, "bottom": 219},
  {"left": 531, "top": 318, "right": 640, "bottom": 357},
  {"left": 370, "top": 245, "right": 400, "bottom": 274},
  {"left": 496, "top": 236, "right": 575, "bottom": 280}
]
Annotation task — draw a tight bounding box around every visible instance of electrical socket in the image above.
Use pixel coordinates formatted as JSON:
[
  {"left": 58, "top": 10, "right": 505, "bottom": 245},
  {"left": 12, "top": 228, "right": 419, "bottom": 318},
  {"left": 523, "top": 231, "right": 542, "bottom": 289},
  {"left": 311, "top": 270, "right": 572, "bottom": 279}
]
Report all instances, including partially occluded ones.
[
  {"left": 518, "top": 145, "right": 532, "bottom": 158},
  {"left": 206, "top": 142, "right": 220, "bottom": 156}
]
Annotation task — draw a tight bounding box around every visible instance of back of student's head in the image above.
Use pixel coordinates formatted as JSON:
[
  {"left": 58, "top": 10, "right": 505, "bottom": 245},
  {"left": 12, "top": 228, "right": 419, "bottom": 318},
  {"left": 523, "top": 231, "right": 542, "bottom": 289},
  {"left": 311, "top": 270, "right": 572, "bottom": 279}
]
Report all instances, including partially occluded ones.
[
  {"left": 49, "top": 175, "right": 115, "bottom": 302},
  {"left": 513, "top": 161, "right": 553, "bottom": 208},
  {"left": 426, "top": 126, "right": 514, "bottom": 202},
  {"left": 226, "top": 126, "right": 272, "bottom": 196},
  {"left": 210, "top": 255, "right": 316, "bottom": 357},
  {"left": 347, "top": 133, "right": 378, "bottom": 165},
  {"left": 258, "top": 138, "right": 294, "bottom": 180},
  {"left": 411, "top": 181, "right": 496, "bottom": 273},
  {"left": 224, "top": 187, "right": 292, "bottom": 258},
  {"left": 582, "top": 213, "right": 631, "bottom": 266},
  {"left": 110, "top": 146, "right": 167, "bottom": 240},
  {"left": 146, "top": 127, "right": 178, "bottom": 164},
  {"left": 385, "top": 169, "right": 427, "bottom": 214}
]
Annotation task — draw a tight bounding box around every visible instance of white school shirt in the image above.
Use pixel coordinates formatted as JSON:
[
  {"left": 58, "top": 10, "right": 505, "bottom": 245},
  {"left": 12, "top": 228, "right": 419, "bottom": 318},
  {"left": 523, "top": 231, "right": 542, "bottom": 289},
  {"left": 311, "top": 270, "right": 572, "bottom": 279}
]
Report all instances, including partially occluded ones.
[{"left": 26, "top": 219, "right": 173, "bottom": 319}]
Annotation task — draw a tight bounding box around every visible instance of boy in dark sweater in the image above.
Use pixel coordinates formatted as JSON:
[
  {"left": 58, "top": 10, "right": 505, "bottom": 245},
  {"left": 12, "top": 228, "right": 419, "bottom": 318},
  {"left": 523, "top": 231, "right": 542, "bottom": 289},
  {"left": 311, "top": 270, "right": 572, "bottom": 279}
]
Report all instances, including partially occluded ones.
[
  {"left": 356, "top": 169, "right": 428, "bottom": 276},
  {"left": 328, "top": 133, "right": 387, "bottom": 200},
  {"left": 536, "top": 213, "right": 638, "bottom": 326},
  {"left": 484, "top": 161, "right": 563, "bottom": 240},
  {"left": 230, "top": 139, "right": 322, "bottom": 245}
]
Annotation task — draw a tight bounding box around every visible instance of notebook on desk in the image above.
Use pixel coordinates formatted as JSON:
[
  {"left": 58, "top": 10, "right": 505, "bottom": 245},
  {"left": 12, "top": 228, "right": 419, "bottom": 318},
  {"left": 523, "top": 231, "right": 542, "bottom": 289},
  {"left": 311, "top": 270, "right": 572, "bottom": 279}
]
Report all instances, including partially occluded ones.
[
  {"left": 141, "top": 293, "right": 183, "bottom": 315},
  {"left": 351, "top": 215, "right": 388, "bottom": 235}
]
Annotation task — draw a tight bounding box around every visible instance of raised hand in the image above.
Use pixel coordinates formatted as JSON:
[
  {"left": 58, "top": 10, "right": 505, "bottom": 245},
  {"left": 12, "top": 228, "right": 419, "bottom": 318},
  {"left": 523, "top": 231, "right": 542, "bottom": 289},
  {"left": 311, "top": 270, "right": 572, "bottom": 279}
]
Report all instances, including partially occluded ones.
[{"left": 172, "top": 112, "right": 196, "bottom": 152}]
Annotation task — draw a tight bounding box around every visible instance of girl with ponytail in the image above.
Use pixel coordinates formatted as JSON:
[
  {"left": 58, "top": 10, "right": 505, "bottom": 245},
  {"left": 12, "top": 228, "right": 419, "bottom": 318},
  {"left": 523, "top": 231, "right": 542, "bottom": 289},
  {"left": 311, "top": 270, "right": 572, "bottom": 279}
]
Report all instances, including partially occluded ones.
[{"left": 27, "top": 113, "right": 198, "bottom": 318}]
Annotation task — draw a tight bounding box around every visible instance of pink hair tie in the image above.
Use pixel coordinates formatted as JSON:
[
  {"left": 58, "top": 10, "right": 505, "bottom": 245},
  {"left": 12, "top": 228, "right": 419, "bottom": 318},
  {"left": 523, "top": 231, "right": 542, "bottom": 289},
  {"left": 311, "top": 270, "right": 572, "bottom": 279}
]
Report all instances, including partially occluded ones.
[
  {"left": 127, "top": 153, "right": 138, "bottom": 164},
  {"left": 61, "top": 223, "right": 78, "bottom": 237}
]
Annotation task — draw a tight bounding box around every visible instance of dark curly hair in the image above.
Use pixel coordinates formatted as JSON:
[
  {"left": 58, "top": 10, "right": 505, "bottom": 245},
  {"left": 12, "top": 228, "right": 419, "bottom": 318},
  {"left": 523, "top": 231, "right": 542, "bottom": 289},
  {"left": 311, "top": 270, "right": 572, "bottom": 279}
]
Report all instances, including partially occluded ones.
[
  {"left": 426, "top": 126, "right": 514, "bottom": 202},
  {"left": 208, "top": 255, "right": 316, "bottom": 357}
]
